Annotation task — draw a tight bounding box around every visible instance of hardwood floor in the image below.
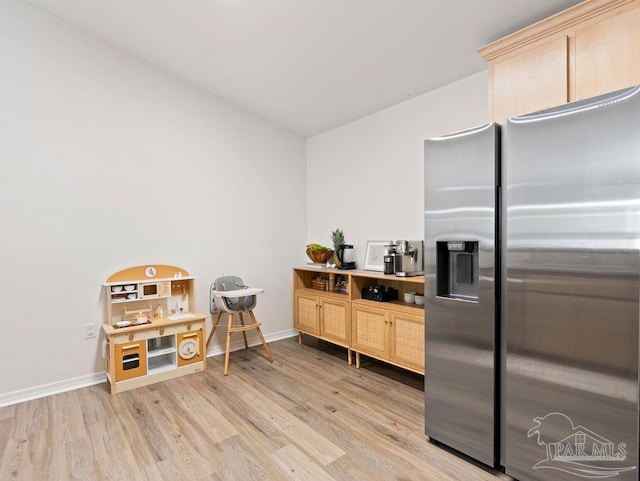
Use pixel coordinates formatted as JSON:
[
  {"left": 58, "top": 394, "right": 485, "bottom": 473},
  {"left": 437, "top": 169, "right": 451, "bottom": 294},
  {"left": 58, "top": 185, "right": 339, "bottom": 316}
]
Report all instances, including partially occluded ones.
[{"left": 0, "top": 337, "right": 512, "bottom": 481}]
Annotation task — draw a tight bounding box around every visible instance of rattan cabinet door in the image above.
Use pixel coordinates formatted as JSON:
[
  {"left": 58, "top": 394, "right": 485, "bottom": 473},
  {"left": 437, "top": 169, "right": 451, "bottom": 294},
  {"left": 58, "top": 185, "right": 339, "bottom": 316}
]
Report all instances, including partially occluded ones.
[
  {"left": 351, "top": 304, "right": 388, "bottom": 360},
  {"left": 319, "top": 297, "right": 350, "bottom": 346},
  {"left": 389, "top": 311, "right": 424, "bottom": 374},
  {"left": 294, "top": 292, "right": 320, "bottom": 336}
]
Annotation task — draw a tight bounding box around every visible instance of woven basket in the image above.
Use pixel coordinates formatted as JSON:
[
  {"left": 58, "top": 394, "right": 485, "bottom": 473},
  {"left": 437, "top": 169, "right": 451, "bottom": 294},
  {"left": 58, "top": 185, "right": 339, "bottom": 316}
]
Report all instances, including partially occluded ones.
[
  {"left": 306, "top": 248, "right": 334, "bottom": 264},
  {"left": 311, "top": 279, "right": 328, "bottom": 290}
]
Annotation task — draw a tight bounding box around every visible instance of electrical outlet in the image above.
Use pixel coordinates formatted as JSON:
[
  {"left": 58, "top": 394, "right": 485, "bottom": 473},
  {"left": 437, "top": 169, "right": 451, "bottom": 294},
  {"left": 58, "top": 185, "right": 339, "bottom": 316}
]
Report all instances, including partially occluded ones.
[{"left": 84, "top": 323, "right": 97, "bottom": 339}]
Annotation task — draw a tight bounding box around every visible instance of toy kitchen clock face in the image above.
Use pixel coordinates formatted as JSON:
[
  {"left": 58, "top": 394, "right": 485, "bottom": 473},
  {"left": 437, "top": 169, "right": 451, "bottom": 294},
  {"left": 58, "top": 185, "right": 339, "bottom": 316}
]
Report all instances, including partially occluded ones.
[
  {"left": 144, "top": 266, "right": 157, "bottom": 278},
  {"left": 178, "top": 339, "right": 199, "bottom": 360}
]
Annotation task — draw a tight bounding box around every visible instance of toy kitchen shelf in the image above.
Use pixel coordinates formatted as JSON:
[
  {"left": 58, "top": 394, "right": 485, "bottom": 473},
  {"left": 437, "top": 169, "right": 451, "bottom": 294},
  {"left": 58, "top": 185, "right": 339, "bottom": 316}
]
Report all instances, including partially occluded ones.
[{"left": 102, "top": 264, "right": 207, "bottom": 394}]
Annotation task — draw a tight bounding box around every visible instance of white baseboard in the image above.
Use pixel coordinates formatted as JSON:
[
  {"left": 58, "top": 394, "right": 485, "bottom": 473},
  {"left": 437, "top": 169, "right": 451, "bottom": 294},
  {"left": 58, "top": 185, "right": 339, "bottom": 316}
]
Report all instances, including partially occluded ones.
[
  {"left": 205, "top": 328, "right": 297, "bottom": 358},
  {"left": 0, "top": 372, "right": 107, "bottom": 408},
  {"left": 0, "top": 329, "right": 298, "bottom": 408}
]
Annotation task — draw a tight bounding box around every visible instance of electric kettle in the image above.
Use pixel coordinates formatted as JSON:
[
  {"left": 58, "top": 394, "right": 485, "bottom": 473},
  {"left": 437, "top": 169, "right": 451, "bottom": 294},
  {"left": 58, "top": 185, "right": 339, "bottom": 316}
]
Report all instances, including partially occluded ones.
[{"left": 337, "top": 244, "right": 356, "bottom": 270}]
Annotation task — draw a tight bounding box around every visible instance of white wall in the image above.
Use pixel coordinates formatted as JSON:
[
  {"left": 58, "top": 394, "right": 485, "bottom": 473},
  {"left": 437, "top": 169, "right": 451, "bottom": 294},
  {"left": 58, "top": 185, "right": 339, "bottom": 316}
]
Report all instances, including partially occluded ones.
[
  {"left": 0, "top": 0, "right": 490, "bottom": 402},
  {"left": 306, "top": 72, "right": 488, "bottom": 263},
  {"left": 0, "top": 0, "right": 306, "bottom": 399}
]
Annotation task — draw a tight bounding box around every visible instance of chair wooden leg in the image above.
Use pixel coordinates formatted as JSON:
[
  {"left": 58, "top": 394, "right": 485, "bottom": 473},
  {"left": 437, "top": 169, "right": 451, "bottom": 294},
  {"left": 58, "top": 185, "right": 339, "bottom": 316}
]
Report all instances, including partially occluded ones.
[
  {"left": 348, "top": 349, "right": 352, "bottom": 366},
  {"left": 224, "top": 313, "right": 233, "bottom": 376},
  {"left": 248, "top": 311, "right": 273, "bottom": 362},
  {"left": 356, "top": 352, "right": 360, "bottom": 369},
  {"left": 256, "top": 327, "right": 273, "bottom": 362},
  {"left": 206, "top": 311, "right": 223, "bottom": 348},
  {"left": 239, "top": 312, "right": 249, "bottom": 349},
  {"left": 297, "top": 332, "right": 302, "bottom": 344}
]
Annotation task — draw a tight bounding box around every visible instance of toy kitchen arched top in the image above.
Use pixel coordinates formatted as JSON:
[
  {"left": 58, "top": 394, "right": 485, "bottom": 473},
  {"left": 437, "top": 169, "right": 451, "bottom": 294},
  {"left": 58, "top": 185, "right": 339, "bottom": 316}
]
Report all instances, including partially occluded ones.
[{"left": 104, "top": 264, "right": 197, "bottom": 322}]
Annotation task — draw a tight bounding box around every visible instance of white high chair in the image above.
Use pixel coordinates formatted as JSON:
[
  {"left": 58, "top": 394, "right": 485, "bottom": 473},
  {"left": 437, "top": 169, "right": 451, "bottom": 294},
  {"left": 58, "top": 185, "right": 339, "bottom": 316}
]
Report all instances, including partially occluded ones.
[{"left": 206, "top": 276, "right": 273, "bottom": 375}]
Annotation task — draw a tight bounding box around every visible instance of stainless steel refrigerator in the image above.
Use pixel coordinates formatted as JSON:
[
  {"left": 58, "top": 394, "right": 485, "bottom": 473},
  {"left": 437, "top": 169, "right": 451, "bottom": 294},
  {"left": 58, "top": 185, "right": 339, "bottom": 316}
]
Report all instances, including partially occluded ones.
[
  {"left": 424, "top": 123, "right": 500, "bottom": 467},
  {"left": 424, "top": 86, "right": 640, "bottom": 481},
  {"left": 502, "top": 87, "right": 639, "bottom": 481}
]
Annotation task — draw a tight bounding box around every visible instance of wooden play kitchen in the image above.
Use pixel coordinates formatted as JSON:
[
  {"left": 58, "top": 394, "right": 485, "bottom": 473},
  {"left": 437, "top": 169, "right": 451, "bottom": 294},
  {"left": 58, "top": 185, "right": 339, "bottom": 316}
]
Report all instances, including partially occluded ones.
[
  {"left": 293, "top": 267, "right": 425, "bottom": 374},
  {"left": 102, "top": 264, "right": 206, "bottom": 394}
]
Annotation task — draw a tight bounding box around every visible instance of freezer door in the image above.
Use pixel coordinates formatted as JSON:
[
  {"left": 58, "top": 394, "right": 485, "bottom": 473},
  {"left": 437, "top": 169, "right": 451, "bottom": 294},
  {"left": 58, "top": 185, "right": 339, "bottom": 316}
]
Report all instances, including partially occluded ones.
[
  {"left": 504, "top": 87, "right": 640, "bottom": 481},
  {"left": 424, "top": 123, "right": 499, "bottom": 467}
]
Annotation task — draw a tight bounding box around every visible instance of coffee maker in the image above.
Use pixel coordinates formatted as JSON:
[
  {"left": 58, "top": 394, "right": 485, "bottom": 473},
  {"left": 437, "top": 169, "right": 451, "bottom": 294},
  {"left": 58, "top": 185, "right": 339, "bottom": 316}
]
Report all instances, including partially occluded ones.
[
  {"left": 383, "top": 243, "right": 396, "bottom": 275},
  {"left": 394, "top": 240, "right": 424, "bottom": 277}
]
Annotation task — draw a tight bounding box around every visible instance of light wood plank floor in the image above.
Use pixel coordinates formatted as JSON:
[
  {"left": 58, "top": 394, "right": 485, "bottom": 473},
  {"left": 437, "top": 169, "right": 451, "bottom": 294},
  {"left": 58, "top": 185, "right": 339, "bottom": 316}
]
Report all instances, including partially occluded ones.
[{"left": 0, "top": 337, "right": 513, "bottom": 481}]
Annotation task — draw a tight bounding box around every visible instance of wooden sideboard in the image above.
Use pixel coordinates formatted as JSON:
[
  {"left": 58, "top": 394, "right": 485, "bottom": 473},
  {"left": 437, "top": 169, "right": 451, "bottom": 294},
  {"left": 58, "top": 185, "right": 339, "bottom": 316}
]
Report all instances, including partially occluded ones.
[
  {"left": 293, "top": 267, "right": 425, "bottom": 374},
  {"left": 479, "top": 0, "right": 640, "bottom": 121}
]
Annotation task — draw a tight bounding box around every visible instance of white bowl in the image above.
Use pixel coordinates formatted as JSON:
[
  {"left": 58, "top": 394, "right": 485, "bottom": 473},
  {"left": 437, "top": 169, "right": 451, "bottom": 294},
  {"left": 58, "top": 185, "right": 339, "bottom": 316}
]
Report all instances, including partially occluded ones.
[
  {"left": 111, "top": 286, "right": 123, "bottom": 293},
  {"left": 135, "top": 316, "right": 148, "bottom": 324},
  {"left": 127, "top": 293, "right": 137, "bottom": 299},
  {"left": 414, "top": 295, "right": 425, "bottom": 305},
  {"left": 404, "top": 292, "right": 415, "bottom": 303},
  {"left": 124, "top": 285, "right": 136, "bottom": 292},
  {"left": 116, "top": 320, "right": 131, "bottom": 328}
]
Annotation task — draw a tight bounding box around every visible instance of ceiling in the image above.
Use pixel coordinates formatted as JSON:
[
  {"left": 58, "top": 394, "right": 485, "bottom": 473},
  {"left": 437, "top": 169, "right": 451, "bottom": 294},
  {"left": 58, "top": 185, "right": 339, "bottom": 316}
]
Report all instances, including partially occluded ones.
[{"left": 24, "top": 0, "right": 583, "bottom": 137}]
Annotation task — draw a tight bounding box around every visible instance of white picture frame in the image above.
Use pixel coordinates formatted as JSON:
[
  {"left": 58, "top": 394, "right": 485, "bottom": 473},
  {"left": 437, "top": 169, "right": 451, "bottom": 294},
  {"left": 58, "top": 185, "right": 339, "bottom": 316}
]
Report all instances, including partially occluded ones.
[{"left": 364, "top": 241, "right": 389, "bottom": 272}]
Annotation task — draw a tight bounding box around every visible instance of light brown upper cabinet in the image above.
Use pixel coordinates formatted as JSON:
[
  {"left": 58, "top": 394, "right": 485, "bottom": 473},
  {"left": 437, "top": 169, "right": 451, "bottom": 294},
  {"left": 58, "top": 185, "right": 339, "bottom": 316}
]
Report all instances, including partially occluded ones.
[
  {"left": 480, "top": 0, "right": 640, "bottom": 122},
  {"left": 575, "top": 6, "right": 640, "bottom": 99},
  {"left": 492, "top": 36, "right": 569, "bottom": 122}
]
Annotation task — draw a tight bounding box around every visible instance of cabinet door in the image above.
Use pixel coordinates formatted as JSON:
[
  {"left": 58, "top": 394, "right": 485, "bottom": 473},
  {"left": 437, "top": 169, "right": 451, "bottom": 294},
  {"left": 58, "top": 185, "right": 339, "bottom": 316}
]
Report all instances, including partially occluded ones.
[
  {"left": 575, "top": 6, "right": 640, "bottom": 100},
  {"left": 492, "top": 36, "right": 568, "bottom": 121},
  {"left": 319, "top": 297, "right": 350, "bottom": 345},
  {"left": 177, "top": 329, "right": 203, "bottom": 367},
  {"left": 389, "top": 311, "right": 425, "bottom": 374},
  {"left": 351, "top": 304, "right": 388, "bottom": 359},
  {"left": 294, "top": 293, "right": 320, "bottom": 336},
  {"left": 114, "top": 341, "right": 147, "bottom": 381}
]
